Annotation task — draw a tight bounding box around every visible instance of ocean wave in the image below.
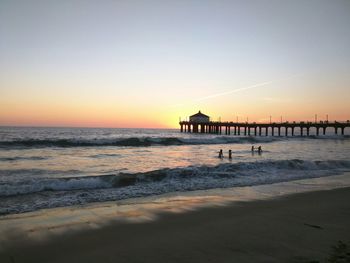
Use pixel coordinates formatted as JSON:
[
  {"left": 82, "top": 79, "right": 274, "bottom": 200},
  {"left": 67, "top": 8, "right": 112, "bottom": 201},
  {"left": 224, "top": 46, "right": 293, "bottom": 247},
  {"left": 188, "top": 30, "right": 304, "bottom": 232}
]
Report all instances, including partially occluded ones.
[
  {"left": 0, "top": 169, "right": 82, "bottom": 177},
  {"left": 1, "top": 159, "right": 350, "bottom": 197},
  {"left": 88, "top": 153, "right": 121, "bottom": 158},
  {"left": 0, "top": 137, "right": 268, "bottom": 148},
  {"left": 0, "top": 156, "right": 48, "bottom": 162},
  {"left": 1, "top": 135, "right": 348, "bottom": 148}
]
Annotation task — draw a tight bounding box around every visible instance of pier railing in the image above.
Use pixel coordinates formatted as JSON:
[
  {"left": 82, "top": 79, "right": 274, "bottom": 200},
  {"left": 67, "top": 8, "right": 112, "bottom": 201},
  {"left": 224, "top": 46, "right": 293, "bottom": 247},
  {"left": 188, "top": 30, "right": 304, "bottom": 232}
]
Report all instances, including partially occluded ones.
[{"left": 179, "top": 120, "right": 350, "bottom": 136}]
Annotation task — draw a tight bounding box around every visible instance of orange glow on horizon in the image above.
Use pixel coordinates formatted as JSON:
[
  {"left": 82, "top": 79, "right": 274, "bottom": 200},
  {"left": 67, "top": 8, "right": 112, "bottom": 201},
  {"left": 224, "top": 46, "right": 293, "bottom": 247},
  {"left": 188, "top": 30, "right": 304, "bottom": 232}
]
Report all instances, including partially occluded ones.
[{"left": 1, "top": 79, "right": 349, "bottom": 129}]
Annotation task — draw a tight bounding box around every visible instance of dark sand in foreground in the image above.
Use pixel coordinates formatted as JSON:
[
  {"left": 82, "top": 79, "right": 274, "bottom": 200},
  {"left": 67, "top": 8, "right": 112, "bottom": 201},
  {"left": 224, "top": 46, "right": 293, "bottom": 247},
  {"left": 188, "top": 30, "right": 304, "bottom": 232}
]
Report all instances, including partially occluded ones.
[{"left": 1, "top": 187, "right": 350, "bottom": 263}]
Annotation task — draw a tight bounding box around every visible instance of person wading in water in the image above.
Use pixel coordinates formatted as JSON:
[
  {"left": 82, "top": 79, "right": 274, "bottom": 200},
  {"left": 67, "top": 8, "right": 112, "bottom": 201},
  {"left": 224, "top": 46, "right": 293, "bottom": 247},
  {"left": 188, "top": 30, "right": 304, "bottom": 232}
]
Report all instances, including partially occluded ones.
[{"left": 218, "top": 149, "right": 223, "bottom": 158}]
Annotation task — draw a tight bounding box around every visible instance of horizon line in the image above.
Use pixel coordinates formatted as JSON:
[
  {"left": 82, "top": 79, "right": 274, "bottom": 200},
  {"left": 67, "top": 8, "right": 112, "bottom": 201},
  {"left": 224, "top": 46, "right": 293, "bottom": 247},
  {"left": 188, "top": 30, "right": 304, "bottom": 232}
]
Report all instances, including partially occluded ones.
[{"left": 0, "top": 125, "right": 177, "bottom": 130}]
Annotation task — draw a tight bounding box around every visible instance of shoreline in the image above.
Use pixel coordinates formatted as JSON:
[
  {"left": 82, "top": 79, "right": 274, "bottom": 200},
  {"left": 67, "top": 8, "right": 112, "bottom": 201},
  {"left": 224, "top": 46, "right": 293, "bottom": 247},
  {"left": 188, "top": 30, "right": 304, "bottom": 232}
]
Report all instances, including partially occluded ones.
[{"left": 1, "top": 173, "right": 350, "bottom": 262}]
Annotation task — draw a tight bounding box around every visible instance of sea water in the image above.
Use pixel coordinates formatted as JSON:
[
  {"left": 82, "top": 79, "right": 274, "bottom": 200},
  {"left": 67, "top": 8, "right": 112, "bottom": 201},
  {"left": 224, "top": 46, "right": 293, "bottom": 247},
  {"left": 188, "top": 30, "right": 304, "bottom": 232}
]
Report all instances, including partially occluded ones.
[{"left": 0, "top": 126, "right": 350, "bottom": 215}]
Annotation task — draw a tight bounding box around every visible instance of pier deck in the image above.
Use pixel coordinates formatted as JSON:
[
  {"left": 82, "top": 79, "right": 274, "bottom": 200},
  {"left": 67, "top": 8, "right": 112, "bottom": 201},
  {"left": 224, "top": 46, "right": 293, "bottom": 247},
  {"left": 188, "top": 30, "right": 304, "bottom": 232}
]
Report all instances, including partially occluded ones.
[{"left": 179, "top": 121, "right": 350, "bottom": 136}]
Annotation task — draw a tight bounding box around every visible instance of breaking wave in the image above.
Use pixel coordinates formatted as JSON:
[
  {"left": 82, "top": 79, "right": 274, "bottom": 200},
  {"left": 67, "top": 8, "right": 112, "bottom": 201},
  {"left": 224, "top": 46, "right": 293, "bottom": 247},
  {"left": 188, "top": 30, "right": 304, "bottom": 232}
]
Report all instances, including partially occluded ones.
[
  {"left": 2, "top": 159, "right": 350, "bottom": 215},
  {"left": 2, "top": 159, "right": 350, "bottom": 197},
  {"left": 1, "top": 135, "right": 348, "bottom": 148}
]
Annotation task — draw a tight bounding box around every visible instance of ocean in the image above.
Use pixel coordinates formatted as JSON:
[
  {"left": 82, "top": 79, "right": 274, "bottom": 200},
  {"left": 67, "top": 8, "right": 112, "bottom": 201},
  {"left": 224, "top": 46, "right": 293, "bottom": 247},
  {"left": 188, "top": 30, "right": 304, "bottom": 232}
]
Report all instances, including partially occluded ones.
[{"left": 0, "top": 126, "right": 350, "bottom": 215}]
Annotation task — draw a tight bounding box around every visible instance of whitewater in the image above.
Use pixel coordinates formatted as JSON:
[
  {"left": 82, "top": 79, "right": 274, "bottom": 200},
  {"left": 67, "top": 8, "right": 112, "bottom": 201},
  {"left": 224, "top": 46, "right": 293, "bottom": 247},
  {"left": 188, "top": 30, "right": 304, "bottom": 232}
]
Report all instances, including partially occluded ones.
[{"left": 0, "top": 126, "right": 350, "bottom": 215}]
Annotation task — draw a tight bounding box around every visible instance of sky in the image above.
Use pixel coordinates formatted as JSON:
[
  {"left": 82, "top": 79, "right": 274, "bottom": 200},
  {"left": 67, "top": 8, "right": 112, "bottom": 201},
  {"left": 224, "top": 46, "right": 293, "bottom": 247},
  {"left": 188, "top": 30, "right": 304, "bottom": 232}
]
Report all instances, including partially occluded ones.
[{"left": 1, "top": 0, "right": 350, "bottom": 128}]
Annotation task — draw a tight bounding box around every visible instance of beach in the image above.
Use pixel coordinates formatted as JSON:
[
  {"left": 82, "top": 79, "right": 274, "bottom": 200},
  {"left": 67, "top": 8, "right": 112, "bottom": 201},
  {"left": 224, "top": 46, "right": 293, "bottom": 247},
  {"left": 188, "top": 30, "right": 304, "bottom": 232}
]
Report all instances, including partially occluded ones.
[
  {"left": 1, "top": 177, "right": 350, "bottom": 263},
  {"left": 1, "top": 127, "right": 350, "bottom": 262}
]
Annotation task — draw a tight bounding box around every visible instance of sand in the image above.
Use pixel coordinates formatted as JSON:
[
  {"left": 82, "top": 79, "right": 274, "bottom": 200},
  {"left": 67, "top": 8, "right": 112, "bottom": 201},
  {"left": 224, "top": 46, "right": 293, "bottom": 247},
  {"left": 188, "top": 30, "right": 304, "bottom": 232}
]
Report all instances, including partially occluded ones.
[{"left": 1, "top": 186, "right": 350, "bottom": 263}]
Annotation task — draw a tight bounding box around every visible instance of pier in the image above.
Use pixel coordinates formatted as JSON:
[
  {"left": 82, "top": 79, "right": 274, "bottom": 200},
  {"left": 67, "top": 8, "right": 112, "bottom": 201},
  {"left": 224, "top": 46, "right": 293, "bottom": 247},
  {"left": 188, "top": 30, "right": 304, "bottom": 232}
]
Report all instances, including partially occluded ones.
[{"left": 179, "top": 120, "right": 350, "bottom": 136}]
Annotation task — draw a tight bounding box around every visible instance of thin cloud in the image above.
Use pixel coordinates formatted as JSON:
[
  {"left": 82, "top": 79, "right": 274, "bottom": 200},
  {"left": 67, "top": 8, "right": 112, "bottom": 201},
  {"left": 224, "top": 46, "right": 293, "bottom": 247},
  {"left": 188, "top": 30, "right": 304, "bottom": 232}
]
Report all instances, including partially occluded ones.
[
  {"left": 194, "top": 80, "right": 274, "bottom": 102},
  {"left": 169, "top": 73, "right": 303, "bottom": 108},
  {"left": 194, "top": 73, "right": 303, "bottom": 102}
]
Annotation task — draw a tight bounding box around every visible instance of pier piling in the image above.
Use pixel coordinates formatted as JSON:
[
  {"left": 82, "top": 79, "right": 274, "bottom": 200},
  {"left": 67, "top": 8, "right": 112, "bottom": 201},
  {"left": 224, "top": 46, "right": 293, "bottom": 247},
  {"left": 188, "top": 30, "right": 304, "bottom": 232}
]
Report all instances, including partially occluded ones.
[{"left": 179, "top": 120, "right": 349, "bottom": 137}]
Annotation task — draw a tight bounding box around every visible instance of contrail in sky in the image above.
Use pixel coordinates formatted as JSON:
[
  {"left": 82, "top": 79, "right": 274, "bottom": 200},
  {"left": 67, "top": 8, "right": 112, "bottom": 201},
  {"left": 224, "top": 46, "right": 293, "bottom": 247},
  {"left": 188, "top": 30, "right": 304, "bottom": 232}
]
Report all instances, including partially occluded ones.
[
  {"left": 194, "top": 73, "right": 303, "bottom": 102},
  {"left": 170, "top": 73, "right": 302, "bottom": 108},
  {"left": 194, "top": 80, "right": 274, "bottom": 102}
]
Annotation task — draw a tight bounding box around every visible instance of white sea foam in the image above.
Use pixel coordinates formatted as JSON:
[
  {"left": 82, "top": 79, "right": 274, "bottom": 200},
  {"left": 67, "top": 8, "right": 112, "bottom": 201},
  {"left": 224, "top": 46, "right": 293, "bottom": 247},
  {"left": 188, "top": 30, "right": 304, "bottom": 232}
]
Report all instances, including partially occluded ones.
[{"left": 1, "top": 159, "right": 350, "bottom": 215}]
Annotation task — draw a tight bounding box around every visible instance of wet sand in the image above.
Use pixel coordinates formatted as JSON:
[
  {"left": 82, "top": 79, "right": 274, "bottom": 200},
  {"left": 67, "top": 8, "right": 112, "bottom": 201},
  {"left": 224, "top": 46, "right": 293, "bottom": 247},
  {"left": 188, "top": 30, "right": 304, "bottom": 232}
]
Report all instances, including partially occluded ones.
[{"left": 1, "top": 186, "right": 350, "bottom": 263}]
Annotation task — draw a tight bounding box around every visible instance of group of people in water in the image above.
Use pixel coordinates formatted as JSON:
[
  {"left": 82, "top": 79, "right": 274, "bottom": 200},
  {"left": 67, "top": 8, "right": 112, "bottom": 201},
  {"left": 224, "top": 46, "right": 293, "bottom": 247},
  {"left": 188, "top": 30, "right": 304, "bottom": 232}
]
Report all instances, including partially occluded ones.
[{"left": 218, "top": 145, "right": 263, "bottom": 159}]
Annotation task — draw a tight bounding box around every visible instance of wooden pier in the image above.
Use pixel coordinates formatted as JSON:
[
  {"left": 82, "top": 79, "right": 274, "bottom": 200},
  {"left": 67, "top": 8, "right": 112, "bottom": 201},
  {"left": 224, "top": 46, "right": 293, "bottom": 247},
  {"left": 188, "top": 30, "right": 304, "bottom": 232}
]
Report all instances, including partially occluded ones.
[{"left": 179, "top": 121, "right": 350, "bottom": 136}]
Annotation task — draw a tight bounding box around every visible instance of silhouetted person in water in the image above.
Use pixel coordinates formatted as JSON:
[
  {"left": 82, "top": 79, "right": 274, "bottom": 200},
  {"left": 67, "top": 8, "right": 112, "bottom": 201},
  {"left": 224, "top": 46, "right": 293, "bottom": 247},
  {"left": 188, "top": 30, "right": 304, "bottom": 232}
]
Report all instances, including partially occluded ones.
[
  {"left": 251, "top": 145, "right": 255, "bottom": 152},
  {"left": 258, "top": 146, "right": 262, "bottom": 154},
  {"left": 218, "top": 149, "right": 223, "bottom": 158},
  {"left": 228, "top": 149, "right": 232, "bottom": 159}
]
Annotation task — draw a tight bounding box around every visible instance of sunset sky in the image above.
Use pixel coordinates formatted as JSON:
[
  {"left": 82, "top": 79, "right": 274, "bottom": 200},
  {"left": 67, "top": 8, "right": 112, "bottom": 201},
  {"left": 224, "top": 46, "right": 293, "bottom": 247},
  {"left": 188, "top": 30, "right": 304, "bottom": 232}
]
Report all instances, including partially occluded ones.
[{"left": 1, "top": 0, "right": 350, "bottom": 128}]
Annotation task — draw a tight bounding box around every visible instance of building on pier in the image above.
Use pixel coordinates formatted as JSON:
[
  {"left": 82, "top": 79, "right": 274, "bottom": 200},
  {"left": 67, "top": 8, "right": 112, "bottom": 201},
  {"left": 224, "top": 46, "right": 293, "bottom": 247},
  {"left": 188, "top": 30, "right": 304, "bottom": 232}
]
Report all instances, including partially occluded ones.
[{"left": 189, "top": 111, "right": 210, "bottom": 123}]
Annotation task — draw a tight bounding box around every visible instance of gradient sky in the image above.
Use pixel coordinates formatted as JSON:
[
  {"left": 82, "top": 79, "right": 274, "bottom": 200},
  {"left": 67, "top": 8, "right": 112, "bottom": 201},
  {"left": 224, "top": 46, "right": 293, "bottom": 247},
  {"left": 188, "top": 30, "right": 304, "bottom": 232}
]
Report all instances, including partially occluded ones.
[{"left": 1, "top": 0, "right": 349, "bottom": 128}]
